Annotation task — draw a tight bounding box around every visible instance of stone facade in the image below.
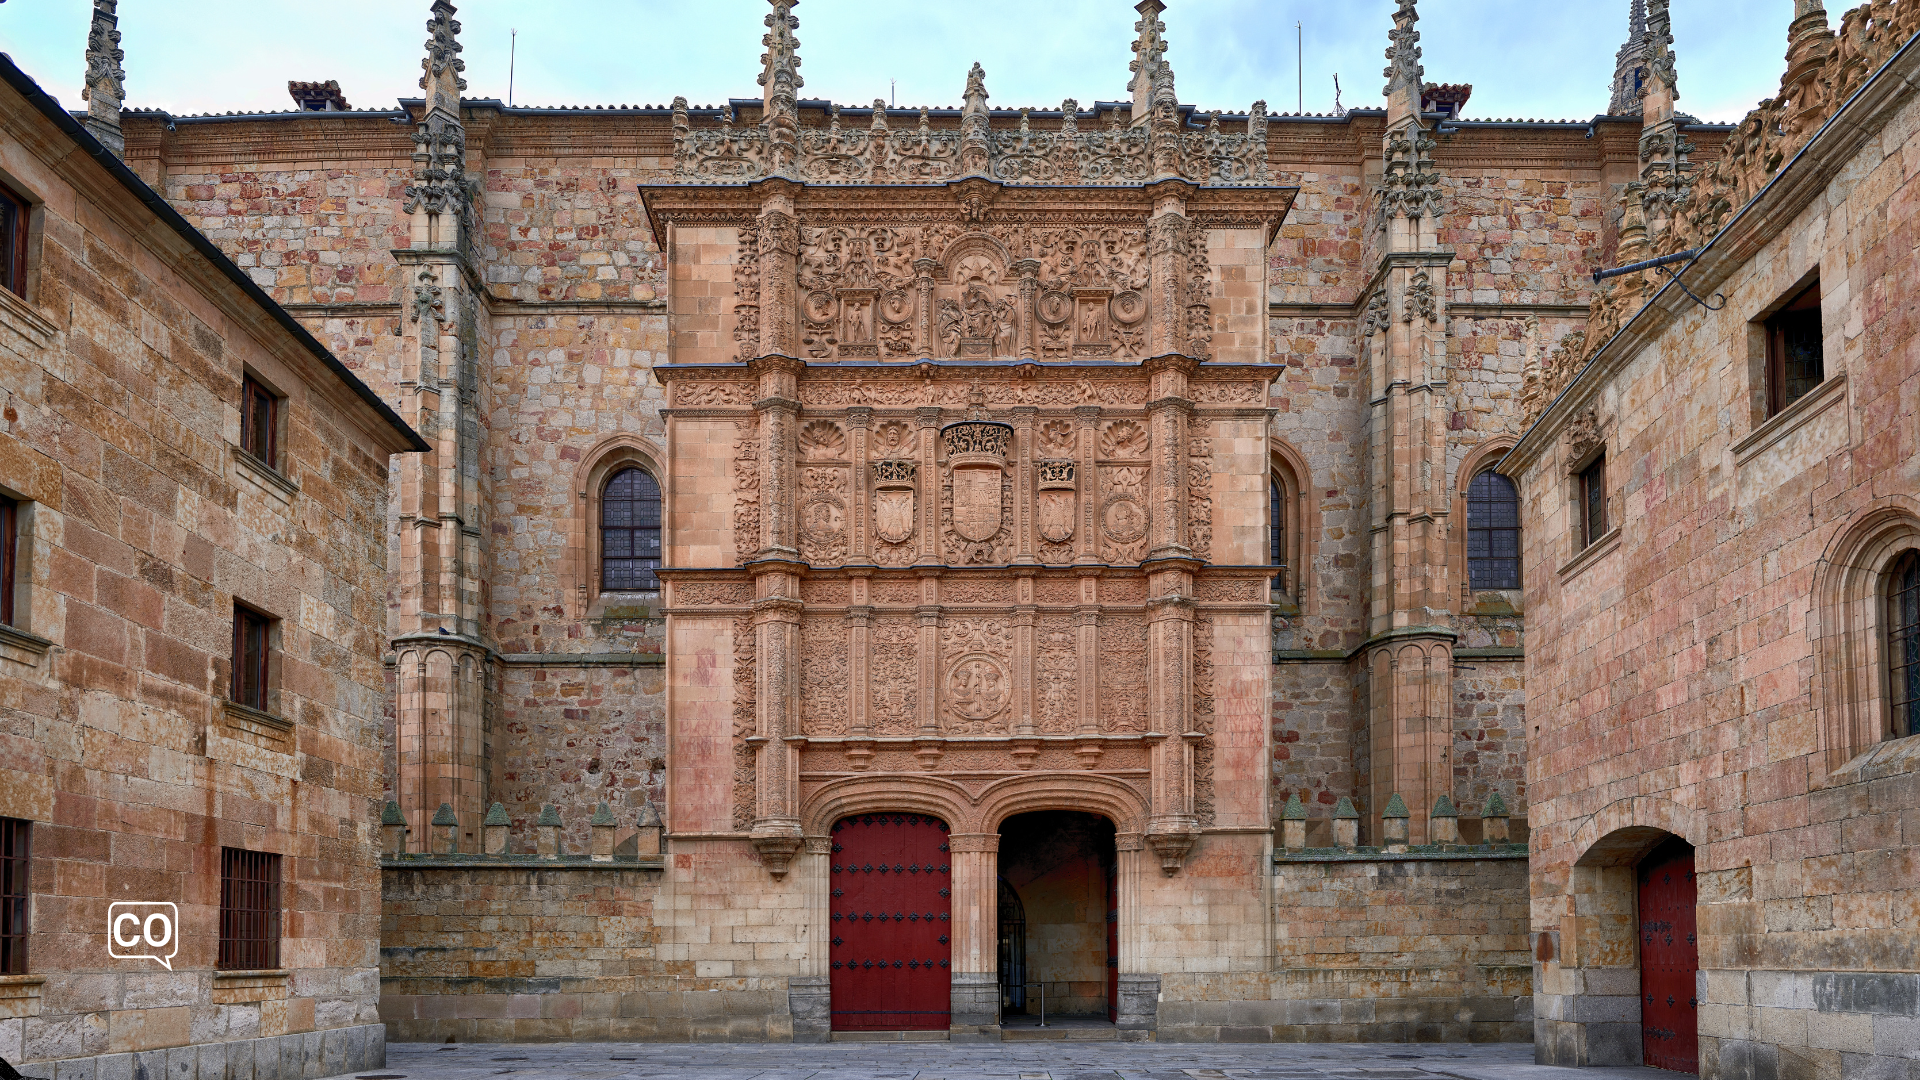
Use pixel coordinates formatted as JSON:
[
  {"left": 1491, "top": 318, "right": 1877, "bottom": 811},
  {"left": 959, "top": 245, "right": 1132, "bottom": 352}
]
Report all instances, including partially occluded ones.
[
  {"left": 1508, "top": 3, "right": 1920, "bottom": 1076},
  {"left": 0, "top": 44, "right": 423, "bottom": 1080},
  {"left": 31, "top": 0, "right": 1918, "bottom": 1062}
]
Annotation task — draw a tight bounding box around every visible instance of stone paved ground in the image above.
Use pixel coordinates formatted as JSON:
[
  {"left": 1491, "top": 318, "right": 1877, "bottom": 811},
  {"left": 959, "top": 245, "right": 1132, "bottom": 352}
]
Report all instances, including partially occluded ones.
[{"left": 326, "top": 1042, "right": 1678, "bottom": 1080}]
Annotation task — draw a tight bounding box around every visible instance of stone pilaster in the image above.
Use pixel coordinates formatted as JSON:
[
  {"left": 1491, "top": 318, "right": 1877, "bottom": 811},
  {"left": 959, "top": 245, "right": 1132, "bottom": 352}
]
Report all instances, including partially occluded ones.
[
  {"left": 1362, "top": 0, "right": 1456, "bottom": 847},
  {"left": 948, "top": 832, "right": 1000, "bottom": 1033},
  {"left": 391, "top": 0, "right": 493, "bottom": 849}
]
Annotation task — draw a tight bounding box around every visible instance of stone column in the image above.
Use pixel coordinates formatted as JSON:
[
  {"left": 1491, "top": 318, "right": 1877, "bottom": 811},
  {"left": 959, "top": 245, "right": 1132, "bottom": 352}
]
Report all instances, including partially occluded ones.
[
  {"left": 948, "top": 832, "right": 1001, "bottom": 1034},
  {"left": 1144, "top": 584, "right": 1198, "bottom": 872},
  {"left": 757, "top": 183, "right": 800, "bottom": 358},
  {"left": 1144, "top": 182, "right": 1192, "bottom": 358},
  {"left": 1012, "top": 407, "right": 1037, "bottom": 563},
  {"left": 1113, "top": 832, "right": 1159, "bottom": 1037},
  {"left": 1073, "top": 405, "right": 1101, "bottom": 565},
  {"left": 1145, "top": 357, "right": 1194, "bottom": 562},
  {"left": 916, "top": 407, "right": 943, "bottom": 564},
  {"left": 1013, "top": 573, "right": 1036, "bottom": 738},
  {"left": 914, "top": 258, "right": 938, "bottom": 357},
  {"left": 747, "top": 357, "right": 804, "bottom": 873},
  {"left": 1012, "top": 258, "right": 1040, "bottom": 359}
]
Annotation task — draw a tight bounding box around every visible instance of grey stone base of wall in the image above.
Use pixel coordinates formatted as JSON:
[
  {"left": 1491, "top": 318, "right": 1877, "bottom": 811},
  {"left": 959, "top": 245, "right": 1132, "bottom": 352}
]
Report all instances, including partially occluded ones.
[
  {"left": 950, "top": 973, "right": 1002, "bottom": 1042},
  {"left": 1115, "top": 974, "right": 1159, "bottom": 1042},
  {"left": 381, "top": 984, "right": 793, "bottom": 1042},
  {"left": 12, "top": 1024, "right": 384, "bottom": 1080},
  {"left": 788, "top": 976, "right": 831, "bottom": 1044},
  {"left": 1157, "top": 997, "right": 1531, "bottom": 1043}
]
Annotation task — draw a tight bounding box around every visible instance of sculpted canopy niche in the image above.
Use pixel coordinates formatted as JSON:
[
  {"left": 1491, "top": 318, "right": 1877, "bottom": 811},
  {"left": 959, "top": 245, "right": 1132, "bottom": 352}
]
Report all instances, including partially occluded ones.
[{"left": 645, "top": 0, "right": 1292, "bottom": 877}]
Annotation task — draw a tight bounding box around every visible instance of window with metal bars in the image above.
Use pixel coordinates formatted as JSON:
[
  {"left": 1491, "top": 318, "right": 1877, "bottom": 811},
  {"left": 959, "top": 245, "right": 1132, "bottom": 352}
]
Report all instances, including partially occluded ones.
[
  {"left": 1467, "top": 470, "right": 1521, "bottom": 589},
  {"left": 231, "top": 604, "right": 271, "bottom": 711},
  {"left": 601, "top": 467, "right": 661, "bottom": 591},
  {"left": 1887, "top": 551, "right": 1920, "bottom": 741},
  {"left": 0, "top": 817, "right": 27, "bottom": 975},
  {"left": 0, "top": 495, "right": 17, "bottom": 627},
  {"left": 1579, "top": 455, "right": 1608, "bottom": 549},
  {"left": 0, "top": 182, "right": 27, "bottom": 299},
  {"left": 1269, "top": 478, "right": 1286, "bottom": 592},
  {"left": 241, "top": 375, "right": 279, "bottom": 470},
  {"left": 219, "top": 847, "right": 280, "bottom": 970},
  {"left": 1765, "top": 281, "right": 1823, "bottom": 418}
]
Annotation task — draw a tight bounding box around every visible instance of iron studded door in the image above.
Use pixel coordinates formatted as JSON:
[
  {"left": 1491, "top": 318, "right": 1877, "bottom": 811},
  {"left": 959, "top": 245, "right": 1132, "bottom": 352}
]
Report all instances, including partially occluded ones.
[
  {"left": 829, "top": 814, "right": 952, "bottom": 1031},
  {"left": 1638, "top": 837, "right": 1699, "bottom": 1073}
]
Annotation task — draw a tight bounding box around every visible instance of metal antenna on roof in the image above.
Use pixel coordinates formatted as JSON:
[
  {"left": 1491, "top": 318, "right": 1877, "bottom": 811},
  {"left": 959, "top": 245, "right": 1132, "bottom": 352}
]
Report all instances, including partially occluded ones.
[
  {"left": 891, "top": 78, "right": 896, "bottom": 109},
  {"left": 509, "top": 29, "right": 517, "bottom": 107},
  {"left": 1296, "top": 22, "right": 1303, "bottom": 115}
]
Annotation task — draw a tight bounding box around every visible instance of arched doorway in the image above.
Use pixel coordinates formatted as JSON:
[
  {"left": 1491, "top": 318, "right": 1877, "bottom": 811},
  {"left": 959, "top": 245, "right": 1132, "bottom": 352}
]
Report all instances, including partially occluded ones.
[
  {"left": 827, "top": 813, "right": 953, "bottom": 1031},
  {"left": 997, "top": 811, "right": 1117, "bottom": 1022},
  {"left": 1638, "top": 836, "right": 1699, "bottom": 1073}
]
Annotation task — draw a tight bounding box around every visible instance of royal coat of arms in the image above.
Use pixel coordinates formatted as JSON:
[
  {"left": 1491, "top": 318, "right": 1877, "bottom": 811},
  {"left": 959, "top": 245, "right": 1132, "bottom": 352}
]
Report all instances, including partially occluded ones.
[
  {"left": 950, "top": 467, "right": 1003, "bottom": 542},
  {"left": 1035, "top": 459, "right": 1076, "bottom": 543}
]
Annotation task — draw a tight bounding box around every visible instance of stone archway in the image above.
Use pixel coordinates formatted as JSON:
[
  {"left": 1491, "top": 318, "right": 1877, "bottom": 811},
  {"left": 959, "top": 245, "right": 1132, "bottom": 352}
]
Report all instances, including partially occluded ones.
[
  {"left": 996, "top": 810, "right": 1116, "bottom": 1025},
  {"left": 1538, "top": 802, "right": 1703, "bottom": 1070}
]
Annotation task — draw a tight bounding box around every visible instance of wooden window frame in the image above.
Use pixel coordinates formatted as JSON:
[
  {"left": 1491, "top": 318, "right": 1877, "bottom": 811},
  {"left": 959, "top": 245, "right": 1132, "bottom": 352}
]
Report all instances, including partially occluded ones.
[
  {"left": 1765, "top": 281, "right": 1823, "bottom": 419},
  {"left": 231, "top": 604, "right": 272, "bottom": 712},
  {"left": 0, "top": 496, "right": 16, "bottom": 627},
  {"left": 241, "top": 375, "right": 279, "bottom": 471},
  {"left": 1580, "top": 454, "right": 1608, "bottom": 550},
  {"left": 0, "top": 182, "right": 27, "bottom": 300},
  {"left": 1466, "top": 469, "right": 1523, "bottom": 590},
  {"left": 599, "top": 465, "right": 662, "bottom": 593},
  {"left": 218, "top": 847, "right": 281, "bottom": 971},
  {"left": 0, "top": 816, "right": 27, "bottom": 975}
]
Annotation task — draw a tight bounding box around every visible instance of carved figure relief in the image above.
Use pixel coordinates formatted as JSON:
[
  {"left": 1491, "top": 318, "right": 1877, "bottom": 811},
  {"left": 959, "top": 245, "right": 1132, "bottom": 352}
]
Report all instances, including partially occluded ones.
[
  {"left": 732, "top": 419, "right": 761, "bottom": 564},
  {"left": 731, "top": 616, "right": 757, "bottom": 830},
  {"left": 1100, "top": 466, "right": 1150, "bottom": 562},
  {"left": 941, "top": 619, "right": 1012, "bottom": 733},
  {"left": 870, "top": 616, "right": 919, "bottom": 735},
  {"left": 798, "top": 420, "right": 846, "bottom": 459},
  {"left": 799, "top": 468, "right": 848, "bottom": 565},
  {"left": 1097, "top": 614, "right": 1149, "bottom": 732},
  {"left": 1036, "top": 619, "right": 1079, "bottom": 734},
  {"left": 800, "top": 617, "right": 849, "bottom": 736}
]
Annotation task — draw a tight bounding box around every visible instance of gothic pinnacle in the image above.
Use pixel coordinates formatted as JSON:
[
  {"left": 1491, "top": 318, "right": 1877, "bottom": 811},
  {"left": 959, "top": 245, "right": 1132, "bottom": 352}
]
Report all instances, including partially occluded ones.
[
  {"left": 1608, "top": 0, "right": 1653, "bottom": 116},
  {"left": 419, "top": 0, "right": 467, "bottom": 114},
  {"left": 758, "top": 0, "right": 803, "bottom": 109},
  {"left": 1381, "top": 0, "right": 1424, "bottom": 124},
  {"left": 1129, "top": 0, "right": 1169, "bottom": 123},
  {"left": 1647, "top": 0, "right": 1678, "bottom": 103},
  {"left": 81, "top": 0, "right": 126, "bottom": 157}
]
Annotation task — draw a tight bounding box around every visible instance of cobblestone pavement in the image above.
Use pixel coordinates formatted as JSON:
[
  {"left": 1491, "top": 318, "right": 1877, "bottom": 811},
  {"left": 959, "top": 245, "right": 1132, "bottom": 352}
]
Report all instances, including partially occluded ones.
[{"left": 327, "top": 1042, "right": 1676, "bottom": 1080}]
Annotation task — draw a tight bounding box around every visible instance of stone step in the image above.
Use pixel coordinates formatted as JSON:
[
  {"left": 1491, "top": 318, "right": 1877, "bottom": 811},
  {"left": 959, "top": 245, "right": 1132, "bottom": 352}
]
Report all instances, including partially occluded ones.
[
  {"left": 998, "top": 1025, "right": 1119, "bottom": 1042},
  {"left": 829, "top": 1030, "right": 951, "bottom": 1042}
]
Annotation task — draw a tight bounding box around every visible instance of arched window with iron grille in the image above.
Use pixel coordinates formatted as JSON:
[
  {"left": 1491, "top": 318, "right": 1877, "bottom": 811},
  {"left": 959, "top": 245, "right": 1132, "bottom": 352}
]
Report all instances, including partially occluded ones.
[
  {"left": 1466, "top": 470, "right": 1521, "bottom": 590},
  {"left": 1270, "top": 478, "right": 1287, "bottom": 591},
  {"left": 1887, "top": 550, "right": 1920, "bottom": 740},
  {"left": 601, "top": 467, "right": 662, "bottom": 591}
]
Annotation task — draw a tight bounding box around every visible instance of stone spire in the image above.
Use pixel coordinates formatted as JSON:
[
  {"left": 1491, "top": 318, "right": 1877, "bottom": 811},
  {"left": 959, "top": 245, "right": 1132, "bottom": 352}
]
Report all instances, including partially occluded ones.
[
  {"left": 758, "top": 0, "right": 802, "bottom": 175},
  {"left": 1607, "top": 0, "right": 1651, "bottom": 116},
  {"left": 405, "top": 0, "right": 475, "bottom": 224},
  {"left": 1381, "top": 0, "right": 1423, "bottom": 126},
  {"left": 1644, "top": 0, "right": 1678, "bottom": 119},
  {"left": 81, "top": 0, "right": 126, "bottom": 157},
  {"left": 960, "top": 62, "right": 990, "bottom": 175},
  {"left": 1128, "top": 0, "right": 1168, "bottom": 125}
]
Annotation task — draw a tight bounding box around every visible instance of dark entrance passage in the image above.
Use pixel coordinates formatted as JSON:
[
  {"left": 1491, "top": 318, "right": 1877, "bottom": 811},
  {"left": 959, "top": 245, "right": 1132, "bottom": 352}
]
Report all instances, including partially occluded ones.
[
  {"left": 828, "top": 814, "right": 952, "bottom": 1031},
  {"left": 997, "top": 811, "right": 1116, "bottom": 1019},
  {"left": 1638, "top": 835, "right": 1699, "bottom": 1073}
]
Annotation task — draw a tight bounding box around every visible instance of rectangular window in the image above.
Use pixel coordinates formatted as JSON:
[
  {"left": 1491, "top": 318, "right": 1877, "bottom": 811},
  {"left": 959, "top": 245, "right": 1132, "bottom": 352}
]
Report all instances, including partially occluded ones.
[
  {"left": 0, "top": 182, "right": 26, "bottom": 299},
  {"left": 1766, "top": 282, "right": 1823, "bottom": 417},
  {"left": 1580, "top": 455, "right": 1608, "bottom": 549},
  {"left": 241, "top": 375, "right": 278, "bottom": 470},
  {"left": 0, "top": 496, "right": 16, "bottom": 627},
  {"left": 232, "top": 604, "right": 271, "bottom": 711},
  {"left": 218, "top": 847, "right": 280, "bottom": 971},
  {"left": 0, "top": 817, "right": 27, "bottom": 975}
]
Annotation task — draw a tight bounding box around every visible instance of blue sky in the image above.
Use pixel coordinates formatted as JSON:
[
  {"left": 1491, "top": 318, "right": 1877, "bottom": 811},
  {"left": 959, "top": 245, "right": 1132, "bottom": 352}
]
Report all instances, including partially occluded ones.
[{"left": 1, "top": 1, "right": 1788, "bottom": 124}]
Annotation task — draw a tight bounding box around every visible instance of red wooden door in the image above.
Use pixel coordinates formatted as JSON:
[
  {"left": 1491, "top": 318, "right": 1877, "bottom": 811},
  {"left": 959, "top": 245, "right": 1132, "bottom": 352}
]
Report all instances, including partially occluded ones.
[
  {"left": 1638, "top": 837, "right": 1699, "bottom": 1074},
  {"left": 829, "top": 814, "right": 952, "bottom": 1031}
]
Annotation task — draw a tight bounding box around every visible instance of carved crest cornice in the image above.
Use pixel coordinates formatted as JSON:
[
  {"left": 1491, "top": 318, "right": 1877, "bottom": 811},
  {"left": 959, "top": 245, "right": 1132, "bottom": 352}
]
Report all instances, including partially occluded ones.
[{"left": 638, "top": 178, "right": 1295, "bottom": 250}]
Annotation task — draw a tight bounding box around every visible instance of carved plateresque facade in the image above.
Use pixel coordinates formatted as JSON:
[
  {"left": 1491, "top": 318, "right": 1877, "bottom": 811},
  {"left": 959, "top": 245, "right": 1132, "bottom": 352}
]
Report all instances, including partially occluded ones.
[{"left": 91, "top": 0, "right": 1717, "bottom": 1045}]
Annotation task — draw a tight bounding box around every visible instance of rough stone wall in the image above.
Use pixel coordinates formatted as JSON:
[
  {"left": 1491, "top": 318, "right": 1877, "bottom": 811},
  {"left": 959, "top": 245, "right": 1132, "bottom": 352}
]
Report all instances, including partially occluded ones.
[
  {"left": 1158, "top": 855, "right": 1531, "bottom": 1042},
  {"left": 494, "top": 663, "right": 665, "bottom": 853},
  {"left": 1513, "top": 67, "right": 1920, "bottom": 1079},
  {"left": 0, "top": 88, "right": 406, "bottom": 1073}
]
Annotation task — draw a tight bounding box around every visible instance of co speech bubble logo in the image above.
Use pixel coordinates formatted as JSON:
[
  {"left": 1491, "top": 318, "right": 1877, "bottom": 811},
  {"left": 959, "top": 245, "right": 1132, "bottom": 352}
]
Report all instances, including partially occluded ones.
[{"left": 108, "top": 902, "right": 179, "bottom": 970}]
